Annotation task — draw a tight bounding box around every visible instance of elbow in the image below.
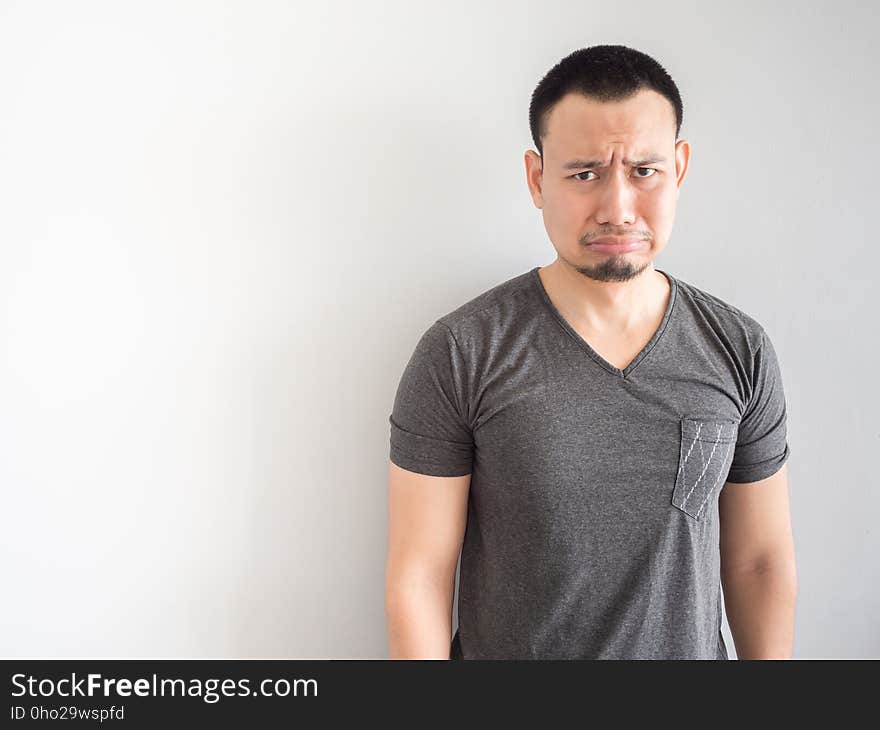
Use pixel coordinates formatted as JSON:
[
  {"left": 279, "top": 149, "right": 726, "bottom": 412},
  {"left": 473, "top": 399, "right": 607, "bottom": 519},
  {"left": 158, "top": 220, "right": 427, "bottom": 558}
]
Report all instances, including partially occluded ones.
[
  {"left": 722, "top": 555, "right": 798, "bottom": 598},
  {"left": 385, "top": 560, "right": 456, "bottom": 659},
  {"left": 385, "top": 557, "right": 455, "bottom": 609}
]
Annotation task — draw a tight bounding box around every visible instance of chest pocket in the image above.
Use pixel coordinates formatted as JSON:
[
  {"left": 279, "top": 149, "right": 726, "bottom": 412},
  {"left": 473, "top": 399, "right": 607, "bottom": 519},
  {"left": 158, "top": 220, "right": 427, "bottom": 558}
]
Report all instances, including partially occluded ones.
[{"left": 672, "top": 417, "right": 739, "bottom": 520}]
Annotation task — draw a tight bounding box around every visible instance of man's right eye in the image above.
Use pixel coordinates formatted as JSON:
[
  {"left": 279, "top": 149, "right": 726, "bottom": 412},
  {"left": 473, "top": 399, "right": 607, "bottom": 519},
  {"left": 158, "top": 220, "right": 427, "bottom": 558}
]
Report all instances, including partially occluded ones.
[{"left": 572, "top": 171, "right": 597, "bottom": 181}]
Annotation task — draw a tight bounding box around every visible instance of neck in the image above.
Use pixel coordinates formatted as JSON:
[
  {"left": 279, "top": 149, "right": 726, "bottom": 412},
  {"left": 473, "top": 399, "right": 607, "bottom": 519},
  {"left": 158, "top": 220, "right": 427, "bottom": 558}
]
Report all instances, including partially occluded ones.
[{"left": 539, "top": 258, "right": 668, "bottom": 333}]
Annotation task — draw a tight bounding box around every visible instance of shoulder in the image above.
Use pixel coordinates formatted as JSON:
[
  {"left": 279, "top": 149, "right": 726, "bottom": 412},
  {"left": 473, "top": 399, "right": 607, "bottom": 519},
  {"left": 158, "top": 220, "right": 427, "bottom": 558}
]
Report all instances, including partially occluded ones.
[
  {"left": 434, "top": 268, "right": 539, "bottom": 340},
  {"left": 670, "top": 272, "right": 767, "bottom": 356}
]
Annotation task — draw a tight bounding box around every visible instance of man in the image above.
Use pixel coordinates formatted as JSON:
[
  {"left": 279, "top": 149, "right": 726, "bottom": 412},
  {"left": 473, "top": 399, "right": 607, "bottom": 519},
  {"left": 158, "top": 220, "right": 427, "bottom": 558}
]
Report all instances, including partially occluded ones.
[{"left": 385, "top": 45, "right": 796, "bottom": 660}]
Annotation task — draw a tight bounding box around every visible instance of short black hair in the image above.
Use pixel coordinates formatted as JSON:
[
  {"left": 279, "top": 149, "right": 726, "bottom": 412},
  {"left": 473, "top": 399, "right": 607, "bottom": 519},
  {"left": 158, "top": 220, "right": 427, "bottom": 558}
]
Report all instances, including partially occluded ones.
[{"left": 528, "top": 45, "right": 683, "bottom": 159}]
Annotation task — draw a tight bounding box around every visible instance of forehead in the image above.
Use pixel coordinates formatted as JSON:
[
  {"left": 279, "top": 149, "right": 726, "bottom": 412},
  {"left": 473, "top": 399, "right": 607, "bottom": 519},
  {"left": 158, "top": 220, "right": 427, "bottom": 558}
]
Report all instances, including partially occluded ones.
[{"left": 542, "top": 89, "right": 675, "bottom": 162}]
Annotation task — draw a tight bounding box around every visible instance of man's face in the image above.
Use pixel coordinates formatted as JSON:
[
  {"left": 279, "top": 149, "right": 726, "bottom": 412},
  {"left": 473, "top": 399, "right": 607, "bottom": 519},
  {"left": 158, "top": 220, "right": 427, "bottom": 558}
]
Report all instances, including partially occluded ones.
[{"left": 525, "top": 88, "right": 690, "bottom": 283}]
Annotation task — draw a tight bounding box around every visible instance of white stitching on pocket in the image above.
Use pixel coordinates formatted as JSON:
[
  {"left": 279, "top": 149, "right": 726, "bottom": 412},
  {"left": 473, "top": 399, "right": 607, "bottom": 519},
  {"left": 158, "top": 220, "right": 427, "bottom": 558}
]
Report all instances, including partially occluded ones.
[
  {"left": 673, "top": 417, "right": 738, "bottom": 520},
  {"left": 695, "top": 439, "right": 735, "bottom": 519},
  {"left": 675, "top": 421, "right": 702, "bottom": 483},
  {"left": 680, "top": 423, "right": 724, "bottom": 511}
]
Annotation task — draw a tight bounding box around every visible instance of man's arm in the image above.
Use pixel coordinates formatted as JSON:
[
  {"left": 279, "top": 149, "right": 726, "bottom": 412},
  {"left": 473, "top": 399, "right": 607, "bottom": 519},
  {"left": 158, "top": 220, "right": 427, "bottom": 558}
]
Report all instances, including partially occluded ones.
[
  {"left": 385, "top": 460, "right": 470, "bottom": 659},
  {"left": 719, "top": 463, "right": 797, "bottom": 659}
]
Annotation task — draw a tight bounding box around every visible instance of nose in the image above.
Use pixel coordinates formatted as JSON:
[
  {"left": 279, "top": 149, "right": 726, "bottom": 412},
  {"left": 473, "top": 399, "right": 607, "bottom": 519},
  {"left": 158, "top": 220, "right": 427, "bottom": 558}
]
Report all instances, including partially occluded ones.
[{"left": 594, "top": 169, "right": 637, "bottom": 227}]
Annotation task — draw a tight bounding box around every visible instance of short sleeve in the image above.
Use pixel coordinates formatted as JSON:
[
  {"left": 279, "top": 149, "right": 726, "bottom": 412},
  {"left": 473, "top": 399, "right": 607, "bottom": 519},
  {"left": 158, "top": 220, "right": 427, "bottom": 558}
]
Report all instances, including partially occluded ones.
[
  {"left": 725, "top": 328, "right": 792, "bottom": 484},
  {"left": 388, "top": 320, "right": 475, "bottom": 477}
]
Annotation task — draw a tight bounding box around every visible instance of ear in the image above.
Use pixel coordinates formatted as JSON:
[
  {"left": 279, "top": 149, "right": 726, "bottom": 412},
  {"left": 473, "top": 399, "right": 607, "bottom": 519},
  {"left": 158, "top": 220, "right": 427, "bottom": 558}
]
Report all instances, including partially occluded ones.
[
  {"left": 524, "top": 150, "right": 544, "bottom": 209},
  {"left": 674, "top": 139, "right": 691, "bottom": 198}
]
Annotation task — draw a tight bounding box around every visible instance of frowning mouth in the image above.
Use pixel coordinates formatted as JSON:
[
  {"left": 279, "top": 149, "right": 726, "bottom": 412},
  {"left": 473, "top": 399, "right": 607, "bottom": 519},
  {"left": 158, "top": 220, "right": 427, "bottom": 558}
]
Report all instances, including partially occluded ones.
[{"left": 587, "top": 237, "right": 646, "bottom": 253}]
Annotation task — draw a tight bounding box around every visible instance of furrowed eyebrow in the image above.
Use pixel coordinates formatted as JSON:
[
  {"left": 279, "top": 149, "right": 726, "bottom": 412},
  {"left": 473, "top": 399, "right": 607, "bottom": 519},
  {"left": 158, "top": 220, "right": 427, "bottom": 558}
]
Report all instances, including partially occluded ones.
[{"left": 562, "top": 155, "right": 668, "bottom": 170}]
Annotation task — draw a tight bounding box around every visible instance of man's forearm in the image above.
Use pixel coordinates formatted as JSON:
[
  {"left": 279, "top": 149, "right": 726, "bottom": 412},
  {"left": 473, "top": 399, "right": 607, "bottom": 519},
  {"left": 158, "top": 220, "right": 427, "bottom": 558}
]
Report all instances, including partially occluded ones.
[
  {"left": 385, "top": 572, "right": 454, "bottom": 659},
  {"left": 721, "top": 563, "right": 797, "bottom": 659}
]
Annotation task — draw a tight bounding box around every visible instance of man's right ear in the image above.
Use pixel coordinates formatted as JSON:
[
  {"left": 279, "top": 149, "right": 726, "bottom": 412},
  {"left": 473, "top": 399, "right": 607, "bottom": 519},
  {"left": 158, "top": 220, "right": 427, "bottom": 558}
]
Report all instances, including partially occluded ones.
[{"left": 524, "top": 150, "right": 544, "bottom": 209}]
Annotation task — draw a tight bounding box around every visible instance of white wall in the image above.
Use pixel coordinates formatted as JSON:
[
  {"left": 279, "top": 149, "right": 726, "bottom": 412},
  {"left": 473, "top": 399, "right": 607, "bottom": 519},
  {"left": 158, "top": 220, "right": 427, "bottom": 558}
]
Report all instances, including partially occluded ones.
[{"left": 1, "top": 0, "right": 877, "bottom": 658}]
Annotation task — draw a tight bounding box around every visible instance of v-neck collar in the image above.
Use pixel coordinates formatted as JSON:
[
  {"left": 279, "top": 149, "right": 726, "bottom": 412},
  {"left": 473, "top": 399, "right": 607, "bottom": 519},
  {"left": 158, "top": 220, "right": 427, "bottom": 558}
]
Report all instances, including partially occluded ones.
[{"left": 530, "top": 265, "right": 678, "bottom": 380}]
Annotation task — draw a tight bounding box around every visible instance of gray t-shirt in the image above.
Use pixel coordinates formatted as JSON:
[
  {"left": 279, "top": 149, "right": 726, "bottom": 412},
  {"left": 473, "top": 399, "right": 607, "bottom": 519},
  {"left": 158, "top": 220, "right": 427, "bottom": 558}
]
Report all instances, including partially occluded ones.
[{"left": 388, "top": 266, "right": 791, "bottom": 660}]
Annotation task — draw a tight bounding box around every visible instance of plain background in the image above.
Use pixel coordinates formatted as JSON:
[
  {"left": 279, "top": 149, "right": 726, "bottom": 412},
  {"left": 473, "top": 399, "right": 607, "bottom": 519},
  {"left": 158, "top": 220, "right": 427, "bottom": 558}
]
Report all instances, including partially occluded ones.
[{"left": 0, "top": 0, "right": 876, "bottom": 658}]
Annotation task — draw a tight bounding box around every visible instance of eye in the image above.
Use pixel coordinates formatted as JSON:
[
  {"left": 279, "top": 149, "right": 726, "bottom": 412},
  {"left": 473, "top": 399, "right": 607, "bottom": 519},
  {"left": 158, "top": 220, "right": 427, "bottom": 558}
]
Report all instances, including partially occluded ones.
[{"left": 571, "top": 167, "right": 658, "bottom": 181}]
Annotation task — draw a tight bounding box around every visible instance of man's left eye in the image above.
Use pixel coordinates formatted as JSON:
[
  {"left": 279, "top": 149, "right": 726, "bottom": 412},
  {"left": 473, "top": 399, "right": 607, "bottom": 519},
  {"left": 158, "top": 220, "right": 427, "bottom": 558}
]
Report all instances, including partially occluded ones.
[{"left": 635, "top": 167, "right": 656, "bottom": 177}]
